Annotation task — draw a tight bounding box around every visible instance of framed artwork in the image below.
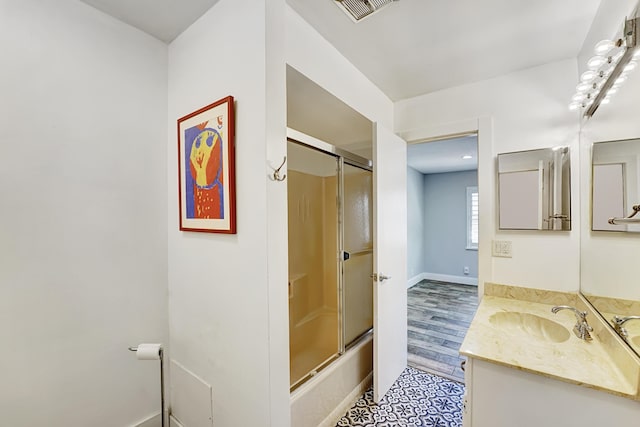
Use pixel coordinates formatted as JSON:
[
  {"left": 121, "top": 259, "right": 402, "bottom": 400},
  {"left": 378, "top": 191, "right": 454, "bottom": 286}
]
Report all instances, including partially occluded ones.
[{"left": 177, "top": 96, "right": 236, "bottom": 233}]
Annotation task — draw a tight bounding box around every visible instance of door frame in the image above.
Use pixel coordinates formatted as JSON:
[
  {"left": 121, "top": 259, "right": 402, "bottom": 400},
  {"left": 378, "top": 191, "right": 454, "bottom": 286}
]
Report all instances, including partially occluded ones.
[{"left": 399, "top": 117, "right": 492, "bottom": 298}]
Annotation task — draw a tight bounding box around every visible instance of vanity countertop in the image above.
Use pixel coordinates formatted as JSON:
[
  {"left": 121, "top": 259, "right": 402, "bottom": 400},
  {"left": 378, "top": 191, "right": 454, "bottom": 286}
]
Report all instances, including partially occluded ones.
[{"left": 460, "top": 292, "right": 640, "bottom": 400}]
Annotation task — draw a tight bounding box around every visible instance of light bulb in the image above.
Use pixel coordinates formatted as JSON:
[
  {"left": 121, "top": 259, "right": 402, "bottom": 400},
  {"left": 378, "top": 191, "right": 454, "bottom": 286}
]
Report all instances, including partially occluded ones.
[
  {"left": 595, "top": 40, "right": 614, "bottom": 55},
  {"left": 568, "top": 102, "right": 580, "bottom": 111},
  {"left": 616, "top": 74, "right": 628, "bottom": 85},
  {"left": 611, "top": 50, "right": 625, "bottom": 64},
  {"left": 607, "top": 87, "right": 618, "bottom": 96},
  {"left": 572, "top": 93, "right": 585, "bottom": 102},
  {"left": 601, "top": 97, "right": 611, "bottom": 105},
  {"left": 576, "top": 82, "right": 590, "bottom": 92},
  {"left": 600, "top": 62, "right": 615, "bottom": 76},
  {"left": 592, "top": 78, "right": 604, "bottom": 89},
  {"left": 587, "top": 56, "right": 606, "bottom": 70},
  {"left": 580, "top": 70, "right": 597, "bottom": 82},
  {"left": 624, "top": 61, "right": 637, "bottom": 72}
]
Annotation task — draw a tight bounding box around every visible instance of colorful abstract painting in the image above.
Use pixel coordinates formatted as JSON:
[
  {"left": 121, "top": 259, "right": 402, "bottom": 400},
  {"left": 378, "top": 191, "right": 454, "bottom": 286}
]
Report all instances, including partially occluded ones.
[{"left": 178, "top": 96, "right": 235, "bottom": 233}]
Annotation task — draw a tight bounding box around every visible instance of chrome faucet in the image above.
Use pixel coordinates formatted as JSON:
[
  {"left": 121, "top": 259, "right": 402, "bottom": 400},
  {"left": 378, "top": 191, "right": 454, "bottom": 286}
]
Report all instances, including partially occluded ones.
[
  {"left": 611, "top": 315, "right": 640, "bottom": 339},
  {"left": 551, "top": 306, "right": 593, "bottom": 341}
]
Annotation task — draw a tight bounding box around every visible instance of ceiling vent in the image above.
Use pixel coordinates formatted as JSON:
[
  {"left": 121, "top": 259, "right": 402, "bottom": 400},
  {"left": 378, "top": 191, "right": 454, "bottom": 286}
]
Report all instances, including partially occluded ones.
[{"left": 335, "top": 0, "right": 396, "bottom": 22}]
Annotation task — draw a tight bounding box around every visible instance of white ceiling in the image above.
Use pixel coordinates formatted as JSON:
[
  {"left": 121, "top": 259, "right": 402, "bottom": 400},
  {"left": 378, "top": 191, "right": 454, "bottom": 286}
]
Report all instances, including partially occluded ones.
[
  {"left": 78, "top": 0, "right": 600, "bottom": 171},
  {"left": 79, "top": 0, "right": 220, "bottom": 43},
  {"left": 287, "top": 0, "right": 601, "bottom": 100},
  {"left": 408, "top": 135, "right": 478, "bottom": 174},
  {"left": 79, "top": 0, "right": 601, "bottom": 101}
]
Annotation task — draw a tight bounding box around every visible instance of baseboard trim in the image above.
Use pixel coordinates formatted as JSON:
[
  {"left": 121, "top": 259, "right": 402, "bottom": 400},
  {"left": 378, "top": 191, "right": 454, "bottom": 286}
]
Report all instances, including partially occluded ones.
[
  {"left": 134, "top": 413, "right": 161, "bottom": 427},
  {"left": 424, "top": 272, "right": 478, "bottom": 286},
  {"left": 318, "top": 372, "right": 373, "bottom": 427},
  {"left": 407, "top": 273, "right": 428, "bottom": 289}
]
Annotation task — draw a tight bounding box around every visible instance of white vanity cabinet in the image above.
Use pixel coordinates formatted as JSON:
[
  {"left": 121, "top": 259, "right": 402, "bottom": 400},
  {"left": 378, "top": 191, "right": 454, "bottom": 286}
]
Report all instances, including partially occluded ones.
[{"left": 463, "top": 357, "right": 640, "bottom": 427}]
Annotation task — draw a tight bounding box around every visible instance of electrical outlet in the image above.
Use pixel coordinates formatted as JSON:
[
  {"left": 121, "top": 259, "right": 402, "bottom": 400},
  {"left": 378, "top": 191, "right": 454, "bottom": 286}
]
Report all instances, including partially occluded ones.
[
  {"left": 492, "top": 240, "right": 512, "bottom": 258},
  {"left": 463, "top": 266, "right": 469, "bottom": 275}
]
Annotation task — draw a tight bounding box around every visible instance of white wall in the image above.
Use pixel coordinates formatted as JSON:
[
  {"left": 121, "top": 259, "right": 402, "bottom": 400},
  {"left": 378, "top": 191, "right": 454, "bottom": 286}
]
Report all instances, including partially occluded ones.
[
  {"left": 407, "top": 166, "right": 426, "bottom": 281},
  {"left": 395, "top": 59, "right": 581, "bottom": 292},
  {"left": 167, "top": 4, "right": 392, "bottom": 426},
  {"left": 285, "top": 5, "right": 394, "bottom": 130},
  {"left": 0, "top": 1, "right": 168, "bottom": 426},
  {"left": 265, "top": 1, "right": 290, "bottom": 426},
  {"left": 167, "top": 0, "right": 285, "bottom": 425},
  {"left": 579, "top": 1, "right": 640, "bottom": 301},
  {"left": 423, "top": 171, "right": 479, "bottom": 280}
]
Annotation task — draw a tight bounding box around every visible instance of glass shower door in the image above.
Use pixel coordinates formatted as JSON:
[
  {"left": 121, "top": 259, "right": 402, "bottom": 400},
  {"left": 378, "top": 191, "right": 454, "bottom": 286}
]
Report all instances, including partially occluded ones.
[
  {"left": 287, "top": 141, "right": 340, "bottom": 388},
  {"left": 342, "top": 162, "right": 374, "bottom": 347}
]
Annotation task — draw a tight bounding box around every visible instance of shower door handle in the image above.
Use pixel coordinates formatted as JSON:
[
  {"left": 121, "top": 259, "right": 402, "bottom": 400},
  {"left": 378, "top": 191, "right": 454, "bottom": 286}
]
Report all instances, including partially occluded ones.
[{"left": 371, "top": 273, "right": 391, "bottom": 282}]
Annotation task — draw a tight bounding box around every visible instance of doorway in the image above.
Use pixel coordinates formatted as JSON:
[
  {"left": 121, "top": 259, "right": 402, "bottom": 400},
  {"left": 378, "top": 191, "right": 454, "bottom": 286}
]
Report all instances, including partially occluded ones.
[{"left": 405, "top": 134, "right": 480, "bottom": 383}]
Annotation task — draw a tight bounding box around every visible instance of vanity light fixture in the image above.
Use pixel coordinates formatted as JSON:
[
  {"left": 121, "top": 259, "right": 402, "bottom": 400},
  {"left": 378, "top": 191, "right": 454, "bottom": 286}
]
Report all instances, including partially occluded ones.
[
  {"left": 334, "top": 0, "right": 397, "bottom": 22},
  {"left": 569, "top": 16, "right": 639, "bottom": 117}
]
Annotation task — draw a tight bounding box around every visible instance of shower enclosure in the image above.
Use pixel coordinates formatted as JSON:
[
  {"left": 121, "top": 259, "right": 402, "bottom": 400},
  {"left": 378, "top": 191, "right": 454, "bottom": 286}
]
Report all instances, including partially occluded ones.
[{"left": 287, "top": 137, "right": 373, "bottom": 390}]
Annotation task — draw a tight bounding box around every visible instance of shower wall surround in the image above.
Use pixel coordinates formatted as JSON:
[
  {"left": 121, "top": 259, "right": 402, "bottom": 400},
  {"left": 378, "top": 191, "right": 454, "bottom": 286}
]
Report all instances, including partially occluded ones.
[{"left": 288, "top": 165, "right": 340, "bottom": 387}]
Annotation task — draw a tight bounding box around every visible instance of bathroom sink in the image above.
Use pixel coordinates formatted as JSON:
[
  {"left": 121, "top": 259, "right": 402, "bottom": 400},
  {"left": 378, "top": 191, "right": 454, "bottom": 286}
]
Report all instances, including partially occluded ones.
[{"left": 489, "top": 311, "right": 570, "bottom": 343}]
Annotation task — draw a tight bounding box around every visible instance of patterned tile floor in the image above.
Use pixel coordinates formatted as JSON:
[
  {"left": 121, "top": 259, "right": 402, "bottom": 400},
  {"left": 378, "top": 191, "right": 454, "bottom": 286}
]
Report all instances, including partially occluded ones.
[{"left": 335, "top": 367, "right": 464, "bottom": 427}]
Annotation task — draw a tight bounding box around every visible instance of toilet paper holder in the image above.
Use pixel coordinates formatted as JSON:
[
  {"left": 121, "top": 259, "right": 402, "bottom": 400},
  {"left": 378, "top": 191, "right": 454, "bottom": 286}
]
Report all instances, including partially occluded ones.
[{"left": 129, "top": 345, "right": 166, "bottom": 427}]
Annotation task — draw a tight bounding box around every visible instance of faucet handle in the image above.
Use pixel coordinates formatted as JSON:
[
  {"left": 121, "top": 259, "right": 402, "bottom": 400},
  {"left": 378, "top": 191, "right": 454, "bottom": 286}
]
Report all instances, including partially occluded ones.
[
  {"left": 612, "top": 315, "right": 629, "bottom": 338},
  {"left": 578, "top": 325, "right": 593, "bottom": 341},
  {"left": 552, "top": 305, "right": 593, "bottom": 341},
  {"left": 574, "top": 320, "right": 593, "bottom": 341}
]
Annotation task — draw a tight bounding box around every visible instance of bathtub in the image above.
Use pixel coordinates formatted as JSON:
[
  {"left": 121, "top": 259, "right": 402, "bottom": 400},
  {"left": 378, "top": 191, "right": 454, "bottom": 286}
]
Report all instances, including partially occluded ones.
[{"left": 290, "top": 333, "right": 373, "bottom": 427}]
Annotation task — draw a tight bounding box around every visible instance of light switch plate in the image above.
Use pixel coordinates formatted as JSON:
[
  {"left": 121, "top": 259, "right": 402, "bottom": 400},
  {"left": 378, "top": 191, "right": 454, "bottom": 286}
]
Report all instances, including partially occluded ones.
[{"left": 492, "top": 240, "right": 512, "bottom": 258}]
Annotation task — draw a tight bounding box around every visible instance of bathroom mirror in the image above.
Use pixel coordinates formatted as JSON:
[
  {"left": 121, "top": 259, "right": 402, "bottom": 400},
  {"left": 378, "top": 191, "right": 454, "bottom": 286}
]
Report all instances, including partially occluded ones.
[
  {"left": 579, "top": 10, "right": 640, "bottom": 357},
  {"left": 591, "top": 138, "right": 640, "bottom": 232},
  {"left": 583, "top": 138, "right": 640, "bottom": 357},
  {"left": 497, "top": 147, "right": 571, "bottom": 230}
]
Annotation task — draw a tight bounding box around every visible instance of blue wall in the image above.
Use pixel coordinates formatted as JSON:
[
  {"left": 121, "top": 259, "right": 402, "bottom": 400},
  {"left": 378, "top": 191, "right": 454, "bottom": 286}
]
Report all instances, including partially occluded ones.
[
  {"left": 407, "top": 166, "right": 426, "bottom": 280},
  {"left": 423, "top": 170, "right": 478, "bottom": 279}
]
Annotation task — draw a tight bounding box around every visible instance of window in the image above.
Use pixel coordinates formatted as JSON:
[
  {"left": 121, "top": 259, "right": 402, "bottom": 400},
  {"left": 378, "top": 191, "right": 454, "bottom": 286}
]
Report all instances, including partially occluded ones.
[{"left": 466, "top": 186, "right": 478, "bottom": 250}]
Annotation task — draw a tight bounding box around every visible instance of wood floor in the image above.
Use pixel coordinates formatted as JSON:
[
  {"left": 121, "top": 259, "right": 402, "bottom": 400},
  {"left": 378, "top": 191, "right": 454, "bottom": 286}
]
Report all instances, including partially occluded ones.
[{"left": 407, "top": 280, "right": 478, "bottom": 383}]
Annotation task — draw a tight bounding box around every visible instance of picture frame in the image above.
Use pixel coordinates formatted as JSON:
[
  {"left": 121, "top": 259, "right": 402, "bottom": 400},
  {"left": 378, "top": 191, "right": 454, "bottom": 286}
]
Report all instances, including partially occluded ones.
[{"left": 177, "top": 96, "right": 236, "bottom": 233}]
